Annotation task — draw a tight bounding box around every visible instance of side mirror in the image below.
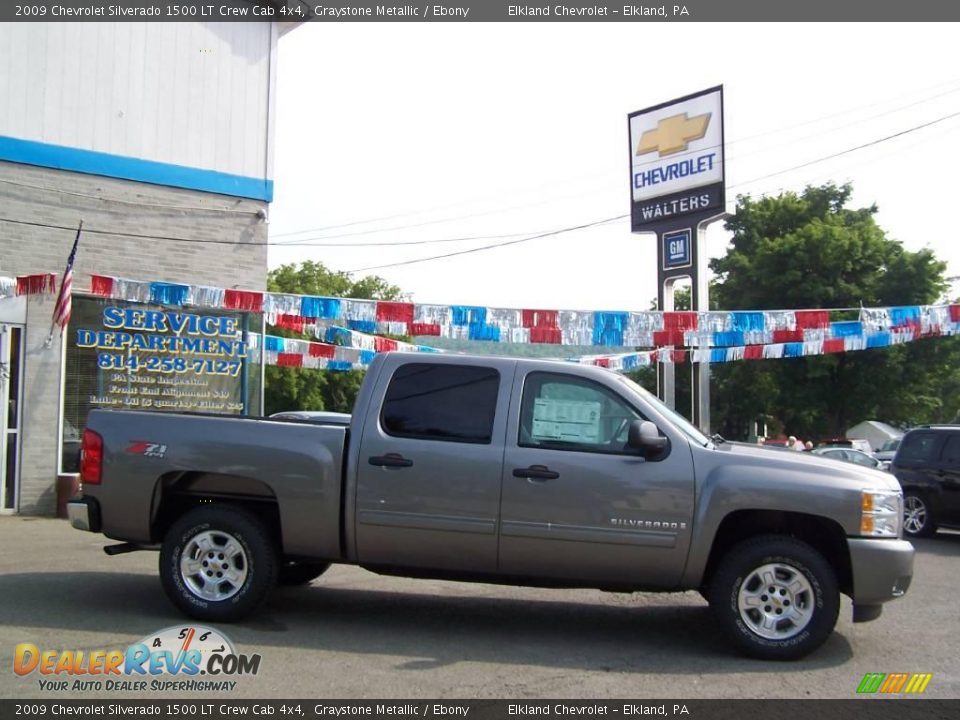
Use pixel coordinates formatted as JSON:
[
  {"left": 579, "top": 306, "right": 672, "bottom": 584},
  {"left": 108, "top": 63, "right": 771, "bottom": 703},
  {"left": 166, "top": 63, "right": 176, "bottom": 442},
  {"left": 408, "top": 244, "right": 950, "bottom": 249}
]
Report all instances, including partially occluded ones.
[{"left": 627, "top": 419, "right": 668, "bottom": 454}]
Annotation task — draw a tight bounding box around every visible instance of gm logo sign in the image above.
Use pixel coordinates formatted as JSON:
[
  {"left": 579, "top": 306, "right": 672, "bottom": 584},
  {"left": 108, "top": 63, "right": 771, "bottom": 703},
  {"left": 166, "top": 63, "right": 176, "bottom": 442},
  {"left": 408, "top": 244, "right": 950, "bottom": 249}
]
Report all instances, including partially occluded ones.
[
  {"left": 662, "top": 229, "right": 691, "bottom": 270},
  {"left": 856, "top": 672, "right": 933, "bottom": 694}
]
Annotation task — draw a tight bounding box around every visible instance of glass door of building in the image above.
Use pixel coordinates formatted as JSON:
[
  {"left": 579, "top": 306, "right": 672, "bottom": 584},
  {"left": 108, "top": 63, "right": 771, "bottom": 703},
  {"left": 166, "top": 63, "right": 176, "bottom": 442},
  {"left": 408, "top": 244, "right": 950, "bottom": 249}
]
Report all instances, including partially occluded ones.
[{"left": 0, "top": 324, "right": 23, "bottom": 511}]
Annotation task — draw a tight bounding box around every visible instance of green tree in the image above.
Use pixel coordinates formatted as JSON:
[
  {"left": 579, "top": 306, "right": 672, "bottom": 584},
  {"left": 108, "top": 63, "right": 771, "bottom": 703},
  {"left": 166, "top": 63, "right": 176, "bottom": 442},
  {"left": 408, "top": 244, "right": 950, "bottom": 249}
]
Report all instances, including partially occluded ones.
[
  {"left": 709, "top": 183, "right": 958, "bottom": 440},
  {"left": 264, "top": 261, "right": 403, "bottom": 415}
]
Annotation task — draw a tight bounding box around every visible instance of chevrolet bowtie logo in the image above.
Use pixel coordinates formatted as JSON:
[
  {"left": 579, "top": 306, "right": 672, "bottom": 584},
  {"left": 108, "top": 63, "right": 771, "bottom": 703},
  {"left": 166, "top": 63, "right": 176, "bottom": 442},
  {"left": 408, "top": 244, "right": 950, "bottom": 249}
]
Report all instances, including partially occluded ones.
[{"left": 636, "top": 112, "right": 711, "bottom": 157}]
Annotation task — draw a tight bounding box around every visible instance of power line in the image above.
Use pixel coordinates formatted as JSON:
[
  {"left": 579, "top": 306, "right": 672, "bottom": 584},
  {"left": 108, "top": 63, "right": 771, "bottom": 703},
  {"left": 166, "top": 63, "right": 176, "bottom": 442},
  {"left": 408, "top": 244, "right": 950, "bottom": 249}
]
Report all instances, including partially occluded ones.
[
  {"left": 344, "top": 109, "right": 960, "bottom": 272},
  {"left": 0, "top": 217, "right": 547, "bottom": 248},
  {"left": 271, "top": 80, "right": 960, "bottom": 243},
  {"left": 4, "top": 107, "right": 956, "bottom": 261},
  {"left": 729, "top": 109, "right": 960, "bottom": 190},
  {"left": 343, "top": 215, "right": 626, "bottom": 273}
]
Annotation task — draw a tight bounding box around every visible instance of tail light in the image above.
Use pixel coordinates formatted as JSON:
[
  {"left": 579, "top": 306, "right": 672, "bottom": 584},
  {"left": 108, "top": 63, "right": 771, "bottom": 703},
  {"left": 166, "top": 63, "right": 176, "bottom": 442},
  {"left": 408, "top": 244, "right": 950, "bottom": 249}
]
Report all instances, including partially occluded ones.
[{"left": 80, "top": 429, "right": 103, "bottom": 485}]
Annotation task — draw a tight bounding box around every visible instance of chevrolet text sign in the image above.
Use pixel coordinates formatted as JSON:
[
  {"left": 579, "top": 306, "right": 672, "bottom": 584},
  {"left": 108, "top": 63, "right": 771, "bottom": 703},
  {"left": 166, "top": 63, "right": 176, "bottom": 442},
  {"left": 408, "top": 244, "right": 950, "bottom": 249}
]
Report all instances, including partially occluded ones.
[{"left": 628, "top": 86, "right": 725, "bottom": 231}]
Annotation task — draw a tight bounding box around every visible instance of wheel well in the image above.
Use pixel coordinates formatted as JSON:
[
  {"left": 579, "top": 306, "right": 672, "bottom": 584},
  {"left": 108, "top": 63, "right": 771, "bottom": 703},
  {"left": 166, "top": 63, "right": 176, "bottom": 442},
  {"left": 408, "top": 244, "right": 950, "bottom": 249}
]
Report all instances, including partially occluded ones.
[
  {"left": 701, "top": 510, "right": 852, "bottom": 597},
  {"left": 151, "top": 472, "right": 282, "bottom": 550}
]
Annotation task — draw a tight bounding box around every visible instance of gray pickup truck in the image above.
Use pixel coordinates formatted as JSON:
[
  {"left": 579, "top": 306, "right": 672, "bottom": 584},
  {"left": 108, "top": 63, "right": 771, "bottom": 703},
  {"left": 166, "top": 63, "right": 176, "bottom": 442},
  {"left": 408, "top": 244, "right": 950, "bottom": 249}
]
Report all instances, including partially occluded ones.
[{"left": 68, "top": 352, "right": 913, "bottom": 660}]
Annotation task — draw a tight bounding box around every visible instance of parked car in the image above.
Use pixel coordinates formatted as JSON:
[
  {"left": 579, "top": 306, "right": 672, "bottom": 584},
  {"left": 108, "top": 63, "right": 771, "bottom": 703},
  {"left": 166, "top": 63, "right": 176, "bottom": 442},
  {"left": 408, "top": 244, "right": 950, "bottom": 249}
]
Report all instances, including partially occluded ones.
[
  {"left": 269, "top": 410, "right": 351, "bottom": 424},
  {"left": 812, "top": 446, "right": 885, "bottom": 471},
  {"left": 817, "top": 437, "right": 874, "bottom": 454},
  {"left": 875, "top": 438, "right": 901, "bottom": 465},
  {"left": 889, "top": 425, "right": 960, "bottom": 537}
]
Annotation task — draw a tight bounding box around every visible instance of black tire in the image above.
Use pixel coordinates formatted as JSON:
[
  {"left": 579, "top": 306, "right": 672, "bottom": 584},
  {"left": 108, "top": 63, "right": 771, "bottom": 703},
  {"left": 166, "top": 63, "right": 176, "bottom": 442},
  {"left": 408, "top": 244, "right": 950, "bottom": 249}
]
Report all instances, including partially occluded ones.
[
  {"left": 278, "top": 561, "right": 331, "bottom": 586},
  {"left": 708, "top": 535, "right": 839, "bottom": 661},
  {"left": 160, "top": 506, "right": 278, "bottom": 622},
  {"left": 902, "top": 491, "right": 936, "bottom": 538}
]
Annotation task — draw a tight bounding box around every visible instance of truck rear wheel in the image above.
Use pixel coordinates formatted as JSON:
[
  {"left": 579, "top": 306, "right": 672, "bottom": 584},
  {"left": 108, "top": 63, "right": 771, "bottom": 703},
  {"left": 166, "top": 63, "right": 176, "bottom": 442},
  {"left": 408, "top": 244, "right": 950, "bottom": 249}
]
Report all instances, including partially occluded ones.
[
  {"left": 708, "top": 535, "right": 839, "bottom": 661},
  {"left": 160, "top": 506, "right": 278, "bottom": 622}
]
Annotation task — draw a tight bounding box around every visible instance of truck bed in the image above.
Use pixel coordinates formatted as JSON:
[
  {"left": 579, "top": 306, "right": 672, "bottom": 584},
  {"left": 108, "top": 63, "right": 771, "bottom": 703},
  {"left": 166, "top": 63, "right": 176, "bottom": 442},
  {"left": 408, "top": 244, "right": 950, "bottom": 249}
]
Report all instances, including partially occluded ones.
[{"left": 82, "top": 409, "right": 348, "bottom": 561}]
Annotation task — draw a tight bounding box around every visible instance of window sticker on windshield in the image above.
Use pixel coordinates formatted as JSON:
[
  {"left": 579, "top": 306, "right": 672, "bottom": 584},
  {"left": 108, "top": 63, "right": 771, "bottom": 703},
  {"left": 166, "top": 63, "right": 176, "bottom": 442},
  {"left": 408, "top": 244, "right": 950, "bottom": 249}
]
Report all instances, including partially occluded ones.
[{"left": 531, "top": 398, "right": 601, "bottom": 443}]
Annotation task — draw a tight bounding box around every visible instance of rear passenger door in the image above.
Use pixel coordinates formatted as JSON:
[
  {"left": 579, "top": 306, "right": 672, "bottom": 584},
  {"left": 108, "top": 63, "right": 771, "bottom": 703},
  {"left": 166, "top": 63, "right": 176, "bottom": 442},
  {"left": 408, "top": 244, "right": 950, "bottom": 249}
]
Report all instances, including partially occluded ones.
[{"left": 354, "top": 357, "right": 515, "bottom": 573}]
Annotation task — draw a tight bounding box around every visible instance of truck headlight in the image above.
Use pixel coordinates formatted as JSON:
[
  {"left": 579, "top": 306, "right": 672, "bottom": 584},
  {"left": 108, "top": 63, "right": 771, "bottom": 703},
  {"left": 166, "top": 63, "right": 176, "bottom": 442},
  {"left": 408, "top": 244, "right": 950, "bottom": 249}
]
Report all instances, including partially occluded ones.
[{"left": 860, "top": 490, "right": 902, "bottom": 537}]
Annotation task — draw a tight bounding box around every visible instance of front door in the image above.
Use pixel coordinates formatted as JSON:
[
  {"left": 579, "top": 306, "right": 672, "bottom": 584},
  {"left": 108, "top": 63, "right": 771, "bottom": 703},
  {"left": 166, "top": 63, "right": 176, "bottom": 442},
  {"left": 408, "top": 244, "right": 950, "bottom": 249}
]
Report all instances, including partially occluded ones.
[
  {"left": 0, "top": 324, "right": 24, "bottom": 512},
  {"left": 498, "top": 370, "right": 696, "bottom": 588},
  {"left": 354, "top": 356, "right": 515, "bottom": 573}
]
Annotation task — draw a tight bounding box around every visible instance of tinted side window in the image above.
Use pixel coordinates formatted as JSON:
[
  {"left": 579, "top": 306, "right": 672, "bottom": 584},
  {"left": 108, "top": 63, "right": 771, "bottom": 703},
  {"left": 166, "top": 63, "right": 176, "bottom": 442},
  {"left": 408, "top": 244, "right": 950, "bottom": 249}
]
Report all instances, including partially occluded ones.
[
  {"left": 897, "top": 432, "right": 939, "bottom": 465},
  {"left": 940, "top": 434, "right": 960, "bottom": 467},
  {"left": 381, "top": 363, "right": 500, "bottom": 444},
  {"left": 519, "top": 372, "right": 641, "bottom": 454}
]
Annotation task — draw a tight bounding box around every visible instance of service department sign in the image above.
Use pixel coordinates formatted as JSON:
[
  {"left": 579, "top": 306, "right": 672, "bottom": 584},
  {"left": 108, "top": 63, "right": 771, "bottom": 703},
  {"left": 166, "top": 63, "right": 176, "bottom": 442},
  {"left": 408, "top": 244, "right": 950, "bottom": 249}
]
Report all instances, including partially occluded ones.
[{"left": 629, "top": 86, "right": 725, "bottom": 231}]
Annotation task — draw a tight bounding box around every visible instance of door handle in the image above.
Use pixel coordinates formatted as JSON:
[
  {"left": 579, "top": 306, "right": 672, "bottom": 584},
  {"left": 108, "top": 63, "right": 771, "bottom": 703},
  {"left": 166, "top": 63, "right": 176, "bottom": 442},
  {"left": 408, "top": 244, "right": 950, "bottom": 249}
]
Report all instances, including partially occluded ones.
[
  {"left": 369, "top": 453, "right": 413, "bottom": 468},
  {"left": 513, "top": 465, "right": 559, "bottom": 481}
]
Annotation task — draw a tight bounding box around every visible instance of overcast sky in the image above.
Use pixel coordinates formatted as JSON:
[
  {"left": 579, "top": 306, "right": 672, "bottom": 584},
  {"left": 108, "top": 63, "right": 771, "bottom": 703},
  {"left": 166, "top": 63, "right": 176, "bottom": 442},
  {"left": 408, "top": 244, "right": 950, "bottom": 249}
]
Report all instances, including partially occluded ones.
[{"left": 267, "top": 23, "right": 960, "bottom": 312}]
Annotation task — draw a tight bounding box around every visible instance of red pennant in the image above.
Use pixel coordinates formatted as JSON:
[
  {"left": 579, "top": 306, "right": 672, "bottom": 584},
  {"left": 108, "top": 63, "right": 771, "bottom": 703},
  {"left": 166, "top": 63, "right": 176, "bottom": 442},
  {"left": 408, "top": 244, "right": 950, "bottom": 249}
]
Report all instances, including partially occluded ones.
[
  {"left": 223, "top": 289, "right": 264, "bottom": 312},
  {"left": 374, "top": 337, "right": 399, "bottom": 353},
  {"left": 410, "top": 323, "right": 441, "bottom": 336},
  {"left": 521, "top": 309, "right": 559, "bottom": 329},
  {"left": 375, "top": 301, "right": 415, "bottom": 324},
  {"left": 794, "top": 310, "right": 829, "bottom": 329},
  {"left": 662, "top": 312, "right": 698, "bottom": 331},
  {"left": 90, "top": 275, "right": 115, "bottom": 297},
  {"left": 277, "top": 352, "right": 303, "bottom": 368},
  {"left": 308, "top": 343, "right": 336, "bottom": 359}
]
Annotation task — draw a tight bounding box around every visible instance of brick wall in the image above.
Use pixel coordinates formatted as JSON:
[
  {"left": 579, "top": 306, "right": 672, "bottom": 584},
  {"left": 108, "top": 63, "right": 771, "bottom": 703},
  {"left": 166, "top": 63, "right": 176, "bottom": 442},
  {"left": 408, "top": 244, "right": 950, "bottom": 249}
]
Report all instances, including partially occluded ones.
[{"left": 0, "top": 161, "right": 269, "bottom": 514}]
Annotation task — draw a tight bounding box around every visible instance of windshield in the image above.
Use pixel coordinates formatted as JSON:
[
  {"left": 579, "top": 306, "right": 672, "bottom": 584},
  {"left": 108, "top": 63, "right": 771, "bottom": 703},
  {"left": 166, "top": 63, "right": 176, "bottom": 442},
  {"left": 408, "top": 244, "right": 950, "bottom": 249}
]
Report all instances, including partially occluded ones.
[{"left": 615, "top": 374, "right": 712, "bottom": 447}]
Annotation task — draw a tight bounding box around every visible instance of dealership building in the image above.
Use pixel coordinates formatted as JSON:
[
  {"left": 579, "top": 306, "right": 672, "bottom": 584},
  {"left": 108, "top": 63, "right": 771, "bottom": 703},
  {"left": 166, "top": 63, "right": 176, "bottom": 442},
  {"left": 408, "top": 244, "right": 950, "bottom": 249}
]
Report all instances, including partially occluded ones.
[{"left": 0, "top": 21, "right": 295, "bottom": 515}]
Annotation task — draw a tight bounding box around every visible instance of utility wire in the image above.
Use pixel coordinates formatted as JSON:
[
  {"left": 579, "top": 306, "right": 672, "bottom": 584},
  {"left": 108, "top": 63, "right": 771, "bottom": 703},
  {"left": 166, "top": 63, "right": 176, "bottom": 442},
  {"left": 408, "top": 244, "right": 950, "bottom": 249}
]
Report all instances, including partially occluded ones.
[
  {"left": 271, "top": 80, "right": 960, "bottom": 243},
  {"left": 0, "top": 217, "right": 547, "bottom": 248},
  {"left": 729, "top": 109, "right": 960, "bottom": 189},
  {"left": 344, "top": 109, "right": 960, "bottom": 272},
  {"left": 343, "top": 216, "right": 626, "bottom": 273},
  {"left": 4, "top": 108, "right": 956, "bottom": 259}
]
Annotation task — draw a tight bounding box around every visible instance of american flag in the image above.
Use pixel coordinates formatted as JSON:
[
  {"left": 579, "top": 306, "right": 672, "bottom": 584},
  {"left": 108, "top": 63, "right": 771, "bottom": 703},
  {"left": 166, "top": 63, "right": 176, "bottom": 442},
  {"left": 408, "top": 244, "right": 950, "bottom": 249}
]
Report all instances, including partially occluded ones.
[{"left": 52, "top": 222, "right": 82, "bottom": 334}]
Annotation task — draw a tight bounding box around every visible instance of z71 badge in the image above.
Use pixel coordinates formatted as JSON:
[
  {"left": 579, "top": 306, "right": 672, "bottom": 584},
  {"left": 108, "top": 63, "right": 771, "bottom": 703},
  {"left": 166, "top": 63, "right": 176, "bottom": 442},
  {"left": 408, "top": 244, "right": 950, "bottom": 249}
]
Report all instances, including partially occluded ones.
[{"left": 126, "top": 441, "right": 167, "bottom": 458}]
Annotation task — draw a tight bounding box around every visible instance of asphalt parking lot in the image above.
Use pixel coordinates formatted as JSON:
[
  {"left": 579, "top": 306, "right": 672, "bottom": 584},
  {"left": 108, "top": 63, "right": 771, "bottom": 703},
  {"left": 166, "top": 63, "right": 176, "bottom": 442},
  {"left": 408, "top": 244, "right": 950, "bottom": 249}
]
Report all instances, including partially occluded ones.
[{"left": 0, "top": 517, "right": 957, "bottom": 700}]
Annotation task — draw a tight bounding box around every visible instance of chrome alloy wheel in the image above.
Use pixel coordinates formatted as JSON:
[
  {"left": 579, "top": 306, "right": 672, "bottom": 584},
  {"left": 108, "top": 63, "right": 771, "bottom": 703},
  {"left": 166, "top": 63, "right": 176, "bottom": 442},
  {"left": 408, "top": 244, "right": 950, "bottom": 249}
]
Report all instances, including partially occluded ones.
[
  {"left": 737, "top": 562, "right": 814, "bottom": 640},
  {"left": 903, "top": 495, "right": 928, "bottom": 536},
  {"left": 179, "top": 529, "right": 249, "bottom": 602}
]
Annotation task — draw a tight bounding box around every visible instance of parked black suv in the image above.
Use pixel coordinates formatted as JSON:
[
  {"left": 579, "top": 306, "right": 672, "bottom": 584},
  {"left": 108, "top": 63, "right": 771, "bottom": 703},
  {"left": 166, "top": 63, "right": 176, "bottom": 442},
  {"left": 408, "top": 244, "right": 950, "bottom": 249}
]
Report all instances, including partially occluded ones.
[{"left": 890, "top": 425, "right": 960, "bottom": 537}]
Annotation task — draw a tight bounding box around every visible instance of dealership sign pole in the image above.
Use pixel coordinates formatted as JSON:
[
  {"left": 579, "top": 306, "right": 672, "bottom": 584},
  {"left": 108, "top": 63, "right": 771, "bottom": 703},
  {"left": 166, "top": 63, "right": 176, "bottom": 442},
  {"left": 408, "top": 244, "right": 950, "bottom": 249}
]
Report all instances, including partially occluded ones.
[{"left": 628, "top": 86, "right": 726, "bottom": 430}]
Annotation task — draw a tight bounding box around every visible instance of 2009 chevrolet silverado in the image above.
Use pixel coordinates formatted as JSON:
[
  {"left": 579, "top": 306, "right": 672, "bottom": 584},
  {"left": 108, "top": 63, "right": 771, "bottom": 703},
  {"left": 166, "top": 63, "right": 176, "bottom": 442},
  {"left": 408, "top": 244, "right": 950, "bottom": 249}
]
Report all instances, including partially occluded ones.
[{"left": 68, "top": 352, "right": 914, "bottom": 660}]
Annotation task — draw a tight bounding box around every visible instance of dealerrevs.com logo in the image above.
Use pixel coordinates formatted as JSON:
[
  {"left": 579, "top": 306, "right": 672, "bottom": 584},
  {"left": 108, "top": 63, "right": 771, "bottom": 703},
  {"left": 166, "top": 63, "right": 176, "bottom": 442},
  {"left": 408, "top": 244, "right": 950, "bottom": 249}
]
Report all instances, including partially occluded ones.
[
  {"left": 856, "top": 672, "right": 933, "bottom": 694},
  {"left": 14, "top": 625, "right": 261, "bottom": 693}
]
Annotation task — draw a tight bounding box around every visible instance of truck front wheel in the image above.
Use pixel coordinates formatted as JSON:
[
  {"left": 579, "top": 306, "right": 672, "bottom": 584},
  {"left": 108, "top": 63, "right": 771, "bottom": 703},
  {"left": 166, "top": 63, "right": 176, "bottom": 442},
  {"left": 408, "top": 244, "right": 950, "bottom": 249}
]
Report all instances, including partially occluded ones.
[
  {"left": 160, "top": 506, "right": 278, "bottom": 622},
  {"left": 708, "top": 535, "right": 839, "bottom": 660}
]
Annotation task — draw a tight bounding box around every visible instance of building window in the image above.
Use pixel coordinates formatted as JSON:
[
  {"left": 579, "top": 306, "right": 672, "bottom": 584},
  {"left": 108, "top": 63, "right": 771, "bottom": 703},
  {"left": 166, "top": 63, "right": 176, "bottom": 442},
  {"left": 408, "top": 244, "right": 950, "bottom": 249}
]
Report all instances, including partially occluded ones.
[{"left": 61, "top": 296, "right": 263, "bottom": 472}]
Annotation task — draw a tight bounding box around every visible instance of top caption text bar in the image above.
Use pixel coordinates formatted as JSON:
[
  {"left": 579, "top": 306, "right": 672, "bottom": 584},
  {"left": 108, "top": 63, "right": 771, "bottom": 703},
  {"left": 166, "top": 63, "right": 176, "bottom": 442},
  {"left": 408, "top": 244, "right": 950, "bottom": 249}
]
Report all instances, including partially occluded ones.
[{"left": 4, "top": 1, "right": 960, "bottom": 22}]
